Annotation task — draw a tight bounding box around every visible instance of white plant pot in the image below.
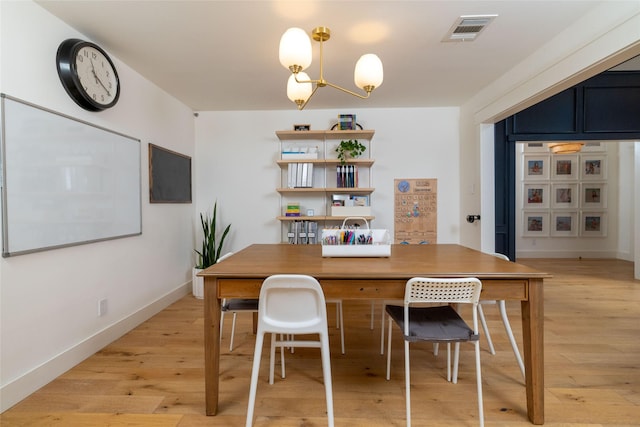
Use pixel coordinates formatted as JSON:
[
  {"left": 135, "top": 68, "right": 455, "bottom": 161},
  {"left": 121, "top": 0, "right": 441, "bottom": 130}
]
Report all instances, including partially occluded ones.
[{"left": 192, "top": 267, "right": 204, "bottom": 299}]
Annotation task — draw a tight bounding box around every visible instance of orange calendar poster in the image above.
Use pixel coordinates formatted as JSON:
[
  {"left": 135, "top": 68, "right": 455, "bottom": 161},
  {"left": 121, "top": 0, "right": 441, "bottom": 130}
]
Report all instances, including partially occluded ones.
[{"left": 394, "top": 179, "right": 437, "bottom": 244}]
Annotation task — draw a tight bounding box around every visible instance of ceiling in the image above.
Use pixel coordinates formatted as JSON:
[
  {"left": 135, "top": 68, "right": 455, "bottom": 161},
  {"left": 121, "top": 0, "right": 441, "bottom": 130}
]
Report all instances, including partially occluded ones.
[{"left": 35, "top": 1, "right": 637, "bottom": 112}]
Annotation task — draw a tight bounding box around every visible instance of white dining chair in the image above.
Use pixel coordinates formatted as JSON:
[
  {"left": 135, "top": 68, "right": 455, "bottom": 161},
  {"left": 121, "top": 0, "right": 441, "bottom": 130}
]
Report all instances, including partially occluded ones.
[
  {"left": 217, "top": 252, "right": 261, "bottom": 352},
  {"left": 476, "top": 252, "right": 525, "bottom": 379},
  {"left": 246, "top": 274, "right": 334, "bottom": 427},
  {"left": 385, "top": 277, "right": 484, "bottom": 427}
]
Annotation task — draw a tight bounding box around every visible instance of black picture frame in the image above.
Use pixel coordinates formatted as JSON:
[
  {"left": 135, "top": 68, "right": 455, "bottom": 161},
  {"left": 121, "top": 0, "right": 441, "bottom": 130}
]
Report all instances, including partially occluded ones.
[{"left": 149, "top": 143, "right": 192, "bottom": 203}]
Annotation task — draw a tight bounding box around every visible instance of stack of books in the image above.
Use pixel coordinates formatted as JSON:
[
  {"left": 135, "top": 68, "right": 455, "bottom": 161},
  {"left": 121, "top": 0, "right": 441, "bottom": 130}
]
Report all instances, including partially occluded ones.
[{"left": 285, "top": 202, "right": 301, "bottom": 217}]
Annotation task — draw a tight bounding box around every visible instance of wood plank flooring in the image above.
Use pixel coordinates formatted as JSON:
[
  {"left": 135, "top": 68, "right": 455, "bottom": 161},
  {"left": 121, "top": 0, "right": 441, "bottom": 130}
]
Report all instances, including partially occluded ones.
[{"left": 2, "top": 258, "right": 639, "bottom": 426}]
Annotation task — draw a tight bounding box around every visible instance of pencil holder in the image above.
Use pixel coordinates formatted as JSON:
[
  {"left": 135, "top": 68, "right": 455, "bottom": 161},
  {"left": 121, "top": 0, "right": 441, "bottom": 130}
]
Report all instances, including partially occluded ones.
[{"left": 321, "top": 217, "right": 391, "bottom": 257}]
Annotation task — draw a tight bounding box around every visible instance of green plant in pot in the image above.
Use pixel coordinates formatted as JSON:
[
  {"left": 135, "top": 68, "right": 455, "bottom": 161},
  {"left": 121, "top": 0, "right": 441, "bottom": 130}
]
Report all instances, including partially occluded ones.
[
  {"left": 195, "top": 201, "right": 231, "bottom": 269},
  {"left": 193, "top": 202, "right": 231, "bottom": 299},
  {"left": 336, "top": 139, "right": 366, "bottom": 164}
]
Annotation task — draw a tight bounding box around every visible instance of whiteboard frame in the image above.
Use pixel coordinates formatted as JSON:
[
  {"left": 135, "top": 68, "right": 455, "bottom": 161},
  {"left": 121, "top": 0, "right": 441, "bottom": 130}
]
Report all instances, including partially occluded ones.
[{"left": 1, "top": 94, "right": 142, "bottom": 257}]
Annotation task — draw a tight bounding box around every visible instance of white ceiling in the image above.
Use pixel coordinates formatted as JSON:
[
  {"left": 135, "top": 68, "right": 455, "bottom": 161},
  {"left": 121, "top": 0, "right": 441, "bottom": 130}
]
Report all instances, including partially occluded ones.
[{"left": 35, "top": 0, "right": 636, "bottom": 112}]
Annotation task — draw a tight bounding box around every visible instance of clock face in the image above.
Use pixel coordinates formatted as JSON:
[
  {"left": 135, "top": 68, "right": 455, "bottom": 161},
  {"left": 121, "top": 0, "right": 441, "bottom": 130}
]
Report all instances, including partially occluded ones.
[
  {"left": 56, "top": 39, "right": 120, "bottom": 111},
  {"left": 74, "top": 45, "right": 119, "bottom": 107},
  {"left": 397, "top": 180, "right": 410, "bottom": 193}
]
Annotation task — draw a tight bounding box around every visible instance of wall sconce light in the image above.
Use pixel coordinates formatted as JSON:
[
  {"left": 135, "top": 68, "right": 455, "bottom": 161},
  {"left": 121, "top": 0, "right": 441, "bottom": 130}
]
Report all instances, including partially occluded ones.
[{"left": 279, "top": 26, "right": 384, "bottom": 110}]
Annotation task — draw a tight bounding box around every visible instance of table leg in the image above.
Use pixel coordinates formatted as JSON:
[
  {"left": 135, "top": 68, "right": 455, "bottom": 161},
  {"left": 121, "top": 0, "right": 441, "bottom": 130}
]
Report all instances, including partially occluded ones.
[
  {"left": 204, "top": 277, "right": 221, "bottom": 416},
  {"left": 253, "top": 312, "right": 258, "bottom": 334},
  {"left": 522, "top": 277, "right": 544, "bottom": 424}
]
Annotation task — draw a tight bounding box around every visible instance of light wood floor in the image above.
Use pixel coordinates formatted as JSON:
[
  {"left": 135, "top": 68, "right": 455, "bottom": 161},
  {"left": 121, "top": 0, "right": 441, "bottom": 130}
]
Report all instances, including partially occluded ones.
[{"left": 2, "top": 258, "right": 639, "bottom": 426}]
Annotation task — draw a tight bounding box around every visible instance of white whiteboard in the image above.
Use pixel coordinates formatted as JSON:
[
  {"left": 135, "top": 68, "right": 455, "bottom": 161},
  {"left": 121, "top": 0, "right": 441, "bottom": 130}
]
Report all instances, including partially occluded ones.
[{"left": 1, "top": 94, "right": 141, "bottom": 257}]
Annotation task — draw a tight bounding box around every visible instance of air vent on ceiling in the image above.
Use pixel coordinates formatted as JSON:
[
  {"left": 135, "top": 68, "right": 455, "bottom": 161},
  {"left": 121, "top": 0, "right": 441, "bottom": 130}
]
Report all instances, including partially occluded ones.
[{"left": 443, "top": 14, "right": 497, "bottom": 42}]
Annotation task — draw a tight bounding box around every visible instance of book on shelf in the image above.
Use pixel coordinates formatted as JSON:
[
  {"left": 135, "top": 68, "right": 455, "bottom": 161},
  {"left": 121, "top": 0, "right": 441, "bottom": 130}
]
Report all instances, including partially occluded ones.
[
  {"left": 287, "top": 163, "right": 296, "bottom": 188},
  {"left": 336, "top": 164, "right": 358, "bottom": 188},
  {"left": 287, "top": 162, "right": 314, "bottom": 188}
]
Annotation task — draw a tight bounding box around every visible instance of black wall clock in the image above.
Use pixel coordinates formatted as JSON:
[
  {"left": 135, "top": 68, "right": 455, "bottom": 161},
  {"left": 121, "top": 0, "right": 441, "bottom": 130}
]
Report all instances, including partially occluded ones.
[{"left": 56, "top": 38, "right": 120, "bottom": 111}]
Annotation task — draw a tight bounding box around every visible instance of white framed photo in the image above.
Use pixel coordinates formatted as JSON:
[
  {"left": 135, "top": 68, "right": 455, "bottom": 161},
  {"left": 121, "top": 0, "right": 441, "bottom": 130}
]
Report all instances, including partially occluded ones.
[
  {"left": 551, "top": 211, "right": 578, "bottom": 237},
  {"left": 522, "top": 211, "right": 549, "bottom": 237},
  {"left": 551, "top": 155, "right": 578, "bottom": 180},
  {"left": 551, "top": 183, "right": 578, "bottom": 208},
  {"left": 523, "top": 142, "right": 549, "bottom": 152},
  {"left": 581, "top": 211, "right": 607, "bottom": 237},
  {"left": 581, "top": 183, "right": 607, "bottom": 209},
  {"left": 523, "top": 155, "right": 550, "bottom": 181},
  {"left": 580, "top": 154, "right": 607, "bottom": 180},
  {"left": 523, "top": 183, "right": 549, "bottom": 209}
]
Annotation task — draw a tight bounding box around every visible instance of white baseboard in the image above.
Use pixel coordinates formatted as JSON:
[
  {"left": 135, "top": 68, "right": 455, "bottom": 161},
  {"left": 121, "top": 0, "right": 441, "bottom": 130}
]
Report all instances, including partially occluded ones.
[{"left": 0, "top": 282, "right": 190, "bottom": 413}]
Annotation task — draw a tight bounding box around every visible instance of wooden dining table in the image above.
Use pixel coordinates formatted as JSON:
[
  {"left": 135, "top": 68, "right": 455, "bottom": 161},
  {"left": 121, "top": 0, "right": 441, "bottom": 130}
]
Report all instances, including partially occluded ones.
[{"left": 200, "top": 243, "right": 550, "bottom": 424}]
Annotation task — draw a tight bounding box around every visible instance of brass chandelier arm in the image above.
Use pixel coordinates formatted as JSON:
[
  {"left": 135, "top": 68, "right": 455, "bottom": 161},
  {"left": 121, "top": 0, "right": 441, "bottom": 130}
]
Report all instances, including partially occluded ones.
[
  {"left": 293, "top": 74, "right": 373, "bottom": 99},
  {"left": 324, "top": 81, "right": 373, "bottom": 99},
  {"left": 296, "top": 85, "right": 321, "bottom": 110}
]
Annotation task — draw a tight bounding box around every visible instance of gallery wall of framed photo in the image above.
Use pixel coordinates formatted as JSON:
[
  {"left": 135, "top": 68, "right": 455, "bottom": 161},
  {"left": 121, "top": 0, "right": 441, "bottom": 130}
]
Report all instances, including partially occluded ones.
[{"left": 516, "top": 141, "right": 614, "bottom": 248}]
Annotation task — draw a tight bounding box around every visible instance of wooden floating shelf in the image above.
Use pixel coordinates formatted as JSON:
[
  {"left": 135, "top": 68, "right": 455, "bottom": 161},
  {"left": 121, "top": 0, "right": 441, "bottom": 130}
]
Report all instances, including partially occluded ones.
[
  {"left": 277, "top": 187, "right": 374, "bottom": 194},
  {"left": 277, "top": 159, "right": 375, "bottom": 166},
  {"left": 276, "top": 130, "right": 375, "bottom": 141},
  {"left": 277, "top": 215, "right": 375, "bottom": 221}
]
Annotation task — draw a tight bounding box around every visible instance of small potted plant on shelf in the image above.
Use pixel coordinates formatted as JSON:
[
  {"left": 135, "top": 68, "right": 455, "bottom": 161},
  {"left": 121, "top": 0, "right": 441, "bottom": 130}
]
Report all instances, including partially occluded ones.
[
  {"left": 192, "top": 201, "right": 231, "bottom": 299},
  {"left": 336, "top": 139, "right": 366, "bottom": 164}
]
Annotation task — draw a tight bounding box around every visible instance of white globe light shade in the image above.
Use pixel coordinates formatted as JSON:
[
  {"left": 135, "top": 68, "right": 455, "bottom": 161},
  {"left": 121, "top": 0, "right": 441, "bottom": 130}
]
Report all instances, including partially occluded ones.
[
  {"left": 287, "top": 72, "right": 312, "bottom": 103},
  {"left": 354, "top": 54, "right": 383, "bottom": 89},
  {"left": 279, "top": 28, "right": 312, "bottom": 71}
]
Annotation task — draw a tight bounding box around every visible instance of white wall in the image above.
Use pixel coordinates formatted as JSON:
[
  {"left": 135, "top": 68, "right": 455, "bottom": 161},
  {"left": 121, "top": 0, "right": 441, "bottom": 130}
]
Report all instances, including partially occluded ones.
[
  {"left": 514, "top": 142, "right": 632, "bottom": 259},
  {"left": 617, "top": 141, "right": 638, "bottom": 261},
  {"left": 0, "top": 2, "right": 195, "bottom": 410},
  {"left": 194, "top": 108, "right": 461, "bottom": 251}
]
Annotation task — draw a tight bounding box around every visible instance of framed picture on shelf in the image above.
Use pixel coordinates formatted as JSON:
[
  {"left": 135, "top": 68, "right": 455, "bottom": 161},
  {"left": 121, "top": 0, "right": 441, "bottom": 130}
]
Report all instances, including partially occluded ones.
[
  {"left": 551, "top": 183, "right": 578, "bottom": 208},
  {"left": 523, "top": 142, "right": 549, "bottom": 152},
  {"left": 293, "top": 124, "right": 311, "bottom": 131},
  {"left": 581, "top": 183, "right": 607, "bottom": 208},
  {"left": 522, "top": 211, "right": 549, "bottom": 236},
  {"left": 581, "top": 141, "right": 607, "bottom": 152},
  {"left": 551, "top": 211, "right": 578, "bottom": 236},
  {"left": 580, "top": 154, "right": 607, "bottom": 180},
  {"left": 523, "top": 183, "right": 549, "bottom": 208},
  {"left": 523, "top": 155, "right": 550, "bottom": 180},
  {"left": 338, "top": 114, "right": 357, "bottom": 130},
  {"left": 551, "top": 155, "right": 578, "bottom": 180},
  {"left": 581, "top": 211, "right": 607, "bottom": 237}
]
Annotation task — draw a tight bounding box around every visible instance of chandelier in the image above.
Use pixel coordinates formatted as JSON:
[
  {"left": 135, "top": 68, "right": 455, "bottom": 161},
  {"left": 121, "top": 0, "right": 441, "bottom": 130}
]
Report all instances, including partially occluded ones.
[
  {"left": 548, "top": 142, "right": 585, "bottom": 154},
  {"left": 279, "top": 26, "right": 384, "bottom": 110}
]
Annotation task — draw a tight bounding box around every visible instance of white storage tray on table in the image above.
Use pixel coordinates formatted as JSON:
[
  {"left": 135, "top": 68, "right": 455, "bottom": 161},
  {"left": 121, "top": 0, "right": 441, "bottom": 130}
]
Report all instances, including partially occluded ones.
[{"left": 321, "top": 218, "right": 391, "bottom": 257}]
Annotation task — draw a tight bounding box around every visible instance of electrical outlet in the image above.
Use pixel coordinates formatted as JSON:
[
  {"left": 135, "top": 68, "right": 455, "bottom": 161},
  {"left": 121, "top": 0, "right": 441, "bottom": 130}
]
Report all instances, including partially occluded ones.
[{"left": 98, "top": 299, "right": 107, "bottom": 317}]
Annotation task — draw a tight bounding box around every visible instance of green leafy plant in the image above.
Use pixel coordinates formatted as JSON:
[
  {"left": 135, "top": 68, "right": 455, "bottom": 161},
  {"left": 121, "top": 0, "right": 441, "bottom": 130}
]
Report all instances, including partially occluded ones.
[
  {"left": 335, "top": 139, "right": 366, "bottom": 164},
  {"left": 195, "top": 202, "right": 231, "bottom": 269}
]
